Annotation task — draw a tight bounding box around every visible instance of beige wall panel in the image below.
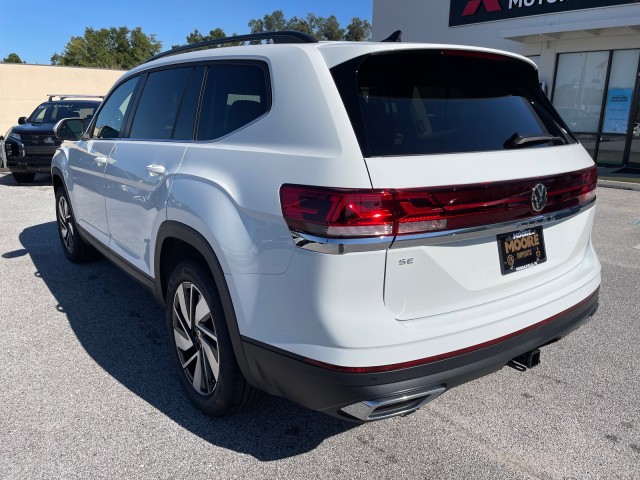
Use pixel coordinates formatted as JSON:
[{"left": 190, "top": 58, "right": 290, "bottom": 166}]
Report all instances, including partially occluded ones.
[{"left": 0, "top": 64, "right": 125, "bottom": 134}]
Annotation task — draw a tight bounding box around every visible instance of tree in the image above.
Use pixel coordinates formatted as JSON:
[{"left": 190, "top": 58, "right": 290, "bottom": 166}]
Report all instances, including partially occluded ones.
[
  {"left": 283, "top": 16, "right": 314, "bottom": 36},
  {"left": 2, "top": 53, "right": 25, "bottom": 63},
  {"left": 313, "top": 15, "right": 345, "bottom": 41},
  {"left": 247, "top": 10, "right": 369, "bottom": 41},
  {"left": 179, "top": 27, "right": 242, "bottom": 48},
  {"left": 248, "top": 10, "right": 287, "bottom": 34},
  {"left": 345, "top": 18, "right": 372, "bottom": 42},
  {"left": 182, "top": 11, "right": 371, "bottom": 50},
  {"left": 52, "top": 27, "right": 162, "bottom": 69}
]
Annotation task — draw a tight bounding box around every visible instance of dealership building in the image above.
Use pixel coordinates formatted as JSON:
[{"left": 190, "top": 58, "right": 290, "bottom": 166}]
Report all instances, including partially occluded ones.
[{"left": 372, "top": 0, "right": 640, "bottom": 168}]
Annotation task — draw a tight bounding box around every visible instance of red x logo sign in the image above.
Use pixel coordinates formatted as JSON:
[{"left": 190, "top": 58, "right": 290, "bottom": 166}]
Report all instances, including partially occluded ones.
[{"left": 462, "top": 0, "right": 502, "bottom": 16}]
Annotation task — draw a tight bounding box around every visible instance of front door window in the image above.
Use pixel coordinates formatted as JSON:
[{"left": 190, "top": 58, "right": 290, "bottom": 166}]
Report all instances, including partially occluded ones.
[{"left": 92, "top": 77, "right": 139, "bottom": 139}]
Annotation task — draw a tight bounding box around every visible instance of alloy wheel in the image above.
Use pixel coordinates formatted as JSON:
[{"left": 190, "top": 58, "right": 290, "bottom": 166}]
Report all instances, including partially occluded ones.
[
  {"left": 57, "top": 195, "right": 74, "bottom": 253},
  {"left": 172, "top": 282, "right": 220, "bottom": 395}
]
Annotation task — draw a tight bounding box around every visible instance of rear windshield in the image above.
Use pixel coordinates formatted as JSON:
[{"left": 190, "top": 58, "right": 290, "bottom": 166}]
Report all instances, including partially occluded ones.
[{"left": 331, "top": 50, "right": 574, "bottom": 157}]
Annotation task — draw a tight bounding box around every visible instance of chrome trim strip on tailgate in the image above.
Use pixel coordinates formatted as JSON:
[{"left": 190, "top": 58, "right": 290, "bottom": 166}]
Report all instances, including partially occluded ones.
[
  {"left": 288, "top": 199, "right": 595, "bottom": 254},
  {"left": 391, "top": 199, "right": 595, "bottom": 248}
]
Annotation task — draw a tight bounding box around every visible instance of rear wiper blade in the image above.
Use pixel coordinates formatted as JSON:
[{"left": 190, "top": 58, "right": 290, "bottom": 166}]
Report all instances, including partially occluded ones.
[{"left": 504, "top": 133, "right": 566, "bottom": 149}]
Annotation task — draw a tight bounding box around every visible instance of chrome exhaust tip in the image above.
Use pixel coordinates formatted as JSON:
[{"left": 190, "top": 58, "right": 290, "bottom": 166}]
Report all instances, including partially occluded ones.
[{"left": 340, "top": 385, "right": 446, "bottom": 422}]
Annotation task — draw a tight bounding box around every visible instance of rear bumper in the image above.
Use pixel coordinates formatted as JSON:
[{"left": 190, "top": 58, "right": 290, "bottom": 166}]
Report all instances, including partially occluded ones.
[{"left": 241, "top": 287, "right": 599, "bottom": 422}]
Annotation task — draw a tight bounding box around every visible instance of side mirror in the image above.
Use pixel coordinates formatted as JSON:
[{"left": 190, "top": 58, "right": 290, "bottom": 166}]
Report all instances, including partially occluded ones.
[
  {"left": 0, "top": 136, "right": 4, "bottom": 141},
  {"left": 54, "top": 118, "right": 85, "bottom": 141},
  {"left": 18, "top": 117, "right": 27, "bottom": 125}
]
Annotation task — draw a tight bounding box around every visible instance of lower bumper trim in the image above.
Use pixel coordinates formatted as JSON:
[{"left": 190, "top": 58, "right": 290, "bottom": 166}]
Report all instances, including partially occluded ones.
[{"left": 240, "top": 287, "right": 599, "bottom": 422}]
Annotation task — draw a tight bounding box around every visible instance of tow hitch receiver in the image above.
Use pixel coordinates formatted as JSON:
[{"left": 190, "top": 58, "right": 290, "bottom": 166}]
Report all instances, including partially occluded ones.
[{"left": 509, "top": 348, "right": 541, "bottom": 371}]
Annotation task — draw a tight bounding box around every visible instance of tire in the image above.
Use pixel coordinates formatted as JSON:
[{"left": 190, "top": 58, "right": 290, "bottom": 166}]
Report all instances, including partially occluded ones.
[
  {"left": 13, "top": 172, "right": 35, "bottom": 184},
  {"left": 166, "top": 261, "right": 257, "bottom": 416},
  {"left": 55, "top": 186, "right": 94, "bottom": 263}
]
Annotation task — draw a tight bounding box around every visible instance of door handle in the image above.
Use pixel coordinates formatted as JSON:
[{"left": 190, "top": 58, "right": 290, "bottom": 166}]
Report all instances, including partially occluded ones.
[
  {"left": 146, "top": 164, "right": 166, "bottom": 176},
  {"left": 95, "top": 156, "right": 107, "bottom": 166}
]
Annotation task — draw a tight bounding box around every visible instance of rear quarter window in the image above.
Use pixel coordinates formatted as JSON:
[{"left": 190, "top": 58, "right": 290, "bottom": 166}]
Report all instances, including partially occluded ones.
[
  {"left": 331, "top": 50, "right": 575, "bottom": 157},
  {"left": 196, "top": 62, "right": 270, "bottom": 141}
]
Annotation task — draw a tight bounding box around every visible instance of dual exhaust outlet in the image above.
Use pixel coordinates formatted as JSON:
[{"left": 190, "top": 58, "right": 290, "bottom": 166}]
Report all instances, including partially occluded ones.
[
  {"left": 340, "top": 348, "right": 542, "bottom": 422},
  {"left": 341, "top": 385, "right": 447, "bottom": 422}
]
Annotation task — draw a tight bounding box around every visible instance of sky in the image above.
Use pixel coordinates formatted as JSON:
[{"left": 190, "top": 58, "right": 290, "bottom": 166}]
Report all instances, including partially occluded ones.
[{"left": 0, "top": 0, "right": 373, "bottom": 65}]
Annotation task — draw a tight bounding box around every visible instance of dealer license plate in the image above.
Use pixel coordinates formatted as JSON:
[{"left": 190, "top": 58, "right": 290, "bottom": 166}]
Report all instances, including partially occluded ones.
[{"left": 497, "top": 226, "right": 547, "bottom": 275}]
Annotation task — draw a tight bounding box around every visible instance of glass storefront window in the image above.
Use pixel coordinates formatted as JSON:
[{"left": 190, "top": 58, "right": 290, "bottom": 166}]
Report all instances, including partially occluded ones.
[
  {"left": 553, "top": 52, "right": 609, "bottom": 133},
  {"left": 598, "top": 50, "right": 640, "bottom": 165},
  {"left": 552, "top": 49, "right": 640, "bottom": 166},
  {"left": 553, "top": 52, "right": 609, "bottom": 157}
]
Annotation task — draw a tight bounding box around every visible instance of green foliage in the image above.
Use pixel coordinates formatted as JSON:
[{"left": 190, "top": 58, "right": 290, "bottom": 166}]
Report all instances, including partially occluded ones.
[
  {"left": 52, "top": 11, "right": 371, "bottom": 69},
  {"left": 178, "top": 28, "right": 242, "bottom": 48},
  {"left": 181, "top": 10, "right": 371, "bottom": 47},
  {"left": 2, "top": 53, "right": 25, "bottom": 63},
  {"left": 248, "top": 10, "right": 287, "bottom": 33},
  {"left": 284, "top": 16, "right": 314, "bottom": 36},
  {"left": 313, "top": 15, "right": 345, "bottom": 41},
  {"left": 247, "top": 11, "right": 354, "bottom": 41},
  {"left": 52, "top": 27, "right": 162, "bottom": 69},
  {"left": 345, "top": 18, "right": 372, "bottom": 42}
]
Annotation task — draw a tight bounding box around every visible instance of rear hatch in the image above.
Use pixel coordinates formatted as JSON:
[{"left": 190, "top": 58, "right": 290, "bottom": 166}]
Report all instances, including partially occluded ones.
[{"left": 331, "top": 48, "right": 597, "bottom": 320}]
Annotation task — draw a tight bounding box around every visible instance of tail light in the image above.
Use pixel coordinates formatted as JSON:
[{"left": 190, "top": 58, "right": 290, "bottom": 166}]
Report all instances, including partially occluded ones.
[
  {"left": 279, "top": 186, "right": 395, "bottom": 238},
  {"left": 280, "top": 165, "right": 597, "bottom": 240}
]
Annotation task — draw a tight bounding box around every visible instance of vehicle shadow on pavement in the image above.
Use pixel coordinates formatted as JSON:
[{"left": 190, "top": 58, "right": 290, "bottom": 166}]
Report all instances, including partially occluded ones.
[
  {"left": 0, "top": 172, "right": 52, "bottom": 186},
  {"left": 19, "top": 221, "right": 355, "bottom": 461}
]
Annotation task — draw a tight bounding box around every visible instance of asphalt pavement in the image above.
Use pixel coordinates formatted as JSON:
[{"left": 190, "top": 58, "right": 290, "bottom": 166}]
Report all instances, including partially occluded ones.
[{"left": 0, "top": 172, "right": 639, "bottom": 479}]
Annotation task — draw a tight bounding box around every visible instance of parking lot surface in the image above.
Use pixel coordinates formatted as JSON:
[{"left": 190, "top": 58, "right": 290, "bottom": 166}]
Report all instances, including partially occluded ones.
[{"left": 1, "top": 172, "right": 639, "bottom": 479}]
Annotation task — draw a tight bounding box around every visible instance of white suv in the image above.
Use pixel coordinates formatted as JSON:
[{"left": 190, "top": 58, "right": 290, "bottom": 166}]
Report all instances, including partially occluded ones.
[{"left": 52, "top": 31, "right": 600, "bottom": 422}]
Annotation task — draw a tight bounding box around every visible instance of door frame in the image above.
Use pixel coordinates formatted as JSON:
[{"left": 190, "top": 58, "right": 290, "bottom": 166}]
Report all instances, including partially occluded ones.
[{"left": 622, "top": 59, "right": 640, "bottom": 168}]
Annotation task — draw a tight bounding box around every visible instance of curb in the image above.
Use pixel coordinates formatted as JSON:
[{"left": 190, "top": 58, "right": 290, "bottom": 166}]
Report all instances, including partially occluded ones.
[{"left": 598, "top": 179, "right": 640, "bottom": 192}]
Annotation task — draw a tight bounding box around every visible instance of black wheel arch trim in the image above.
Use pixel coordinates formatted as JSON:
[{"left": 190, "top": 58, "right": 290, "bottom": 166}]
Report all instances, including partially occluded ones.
[{"left": 155, "top": 221, "right": 258, "bottom": 389}]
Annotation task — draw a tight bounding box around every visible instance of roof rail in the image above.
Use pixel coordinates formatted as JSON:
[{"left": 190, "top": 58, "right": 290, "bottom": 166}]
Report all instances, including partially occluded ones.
[
  {"left": 47, "top": 94, "right": 105, "bottom": 102},
  {"left": 144, "top": 30, "right": 318, "bottom": 64}
]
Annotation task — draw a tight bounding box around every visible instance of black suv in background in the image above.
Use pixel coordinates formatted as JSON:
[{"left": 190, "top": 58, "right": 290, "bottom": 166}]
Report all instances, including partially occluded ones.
[{"left": 3, "top": 94, "right": 102, "bottom": 183}]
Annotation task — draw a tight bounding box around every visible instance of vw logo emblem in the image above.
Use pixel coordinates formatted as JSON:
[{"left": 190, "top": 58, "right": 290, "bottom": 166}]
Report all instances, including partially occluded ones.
[{"left": 531, "top": 183, "right": 547, "bottom": 213}]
